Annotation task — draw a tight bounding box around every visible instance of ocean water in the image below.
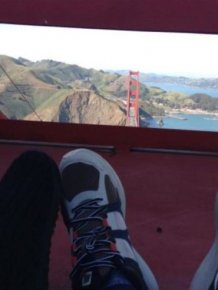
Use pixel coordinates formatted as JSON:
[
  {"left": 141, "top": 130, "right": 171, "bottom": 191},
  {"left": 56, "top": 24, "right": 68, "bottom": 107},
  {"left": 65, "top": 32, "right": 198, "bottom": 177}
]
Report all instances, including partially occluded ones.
[{"left": 158, "top": 113, "right": 218, "bottom": 132}]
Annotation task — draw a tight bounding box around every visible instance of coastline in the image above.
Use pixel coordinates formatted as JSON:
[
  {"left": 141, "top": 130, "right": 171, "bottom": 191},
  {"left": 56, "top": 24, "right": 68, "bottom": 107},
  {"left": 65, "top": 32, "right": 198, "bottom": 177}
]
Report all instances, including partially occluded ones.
[{"left": 166, "top": 108, "right": 218, "bottom": 117}]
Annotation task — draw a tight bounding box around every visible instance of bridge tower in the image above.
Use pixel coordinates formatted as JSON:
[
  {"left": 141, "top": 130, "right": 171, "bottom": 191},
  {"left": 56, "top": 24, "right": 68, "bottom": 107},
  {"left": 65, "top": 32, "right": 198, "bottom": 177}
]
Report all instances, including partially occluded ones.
[{"left": 126, "top": 71, "right": 140, "bottom": 127}]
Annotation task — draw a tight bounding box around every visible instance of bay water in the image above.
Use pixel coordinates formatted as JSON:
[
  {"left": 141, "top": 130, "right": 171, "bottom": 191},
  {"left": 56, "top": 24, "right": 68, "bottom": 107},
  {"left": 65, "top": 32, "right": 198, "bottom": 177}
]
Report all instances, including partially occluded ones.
[
  {"left": 146, "top": 82, "right": 218, "bottom": 131},
  {"left": 160, "top": 113, "right": 218, "bottom": 132},
  {"left": 146, "top": 82, "right": 218, "bottom": 97}
]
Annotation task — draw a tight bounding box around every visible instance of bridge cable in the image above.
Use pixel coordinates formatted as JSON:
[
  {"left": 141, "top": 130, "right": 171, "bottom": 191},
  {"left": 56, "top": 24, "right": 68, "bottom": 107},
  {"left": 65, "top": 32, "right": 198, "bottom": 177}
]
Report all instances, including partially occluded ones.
[{"left": 0, "top": 64, "right": 42, "bottom": 121}]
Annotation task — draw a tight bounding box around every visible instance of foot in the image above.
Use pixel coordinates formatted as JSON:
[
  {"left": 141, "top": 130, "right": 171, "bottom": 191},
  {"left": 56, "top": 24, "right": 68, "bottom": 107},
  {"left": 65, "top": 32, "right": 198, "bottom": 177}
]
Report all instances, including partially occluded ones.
[
  {"left": 0, "top": 151, "right": 61, "bottom": 290},
  {"left": 59, "top": 148, "right": 159, "bottom": 290}
]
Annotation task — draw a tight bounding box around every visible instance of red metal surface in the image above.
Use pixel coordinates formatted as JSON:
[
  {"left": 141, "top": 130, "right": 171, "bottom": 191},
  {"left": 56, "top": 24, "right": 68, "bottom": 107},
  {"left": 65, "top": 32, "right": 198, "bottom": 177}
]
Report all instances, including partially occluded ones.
[
  {"left": 1, "top": 0, "right": 218, "bottom": 34},
  {"left": 1, "top": 120, "right": 218, "bottom": 153},
  {"left": 1, "top": 140, "right": 218, "bottom": 290},
  {"left": 0, "top": 121, "right": 218, "bottom": 290}
]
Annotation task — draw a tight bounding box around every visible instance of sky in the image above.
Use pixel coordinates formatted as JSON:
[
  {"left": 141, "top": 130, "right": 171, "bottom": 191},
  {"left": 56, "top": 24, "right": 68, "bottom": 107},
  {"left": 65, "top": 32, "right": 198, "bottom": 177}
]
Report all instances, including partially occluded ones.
[{"left": 1, "top": 23, "right": 218, "bottom": 78}]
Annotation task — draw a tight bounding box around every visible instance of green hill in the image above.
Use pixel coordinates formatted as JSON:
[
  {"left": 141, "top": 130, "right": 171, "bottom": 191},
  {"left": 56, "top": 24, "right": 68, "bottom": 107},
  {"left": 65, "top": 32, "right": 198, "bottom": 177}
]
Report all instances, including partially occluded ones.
[
  {"left": 0, "top": 55, "right": 64, "bottom": 118},
  {"left": 190, "top": 93, "right": 218, "bottom": 111},
  {"left": 0, "top": 55, "right": 155, "bottom": 122}
]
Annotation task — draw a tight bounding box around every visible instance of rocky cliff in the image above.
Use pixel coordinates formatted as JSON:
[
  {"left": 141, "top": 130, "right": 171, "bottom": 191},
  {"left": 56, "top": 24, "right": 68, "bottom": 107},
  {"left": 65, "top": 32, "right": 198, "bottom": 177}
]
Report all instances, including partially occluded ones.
[{"left": 54, "top": 90, "right": 126, "bottom": 125}]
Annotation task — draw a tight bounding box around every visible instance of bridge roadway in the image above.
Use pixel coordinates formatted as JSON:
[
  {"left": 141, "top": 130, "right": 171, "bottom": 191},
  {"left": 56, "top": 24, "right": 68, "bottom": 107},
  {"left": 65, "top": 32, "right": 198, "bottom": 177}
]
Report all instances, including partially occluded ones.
[{"left": 126, "top": 107, "right": 138, "bottom": 127}]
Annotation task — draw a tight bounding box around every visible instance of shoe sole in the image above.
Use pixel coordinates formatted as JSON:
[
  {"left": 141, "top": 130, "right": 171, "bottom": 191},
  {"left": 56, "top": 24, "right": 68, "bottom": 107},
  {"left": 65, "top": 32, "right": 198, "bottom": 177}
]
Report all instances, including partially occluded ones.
[
  {"left": 59, "top": 148, "right": 126, "bottom": 216},
  {"left": 189, "top": 192, "right": 218, "bottom": 290},
  {"left": 133, "top": 248, "right": 160, "bottom": 290}
]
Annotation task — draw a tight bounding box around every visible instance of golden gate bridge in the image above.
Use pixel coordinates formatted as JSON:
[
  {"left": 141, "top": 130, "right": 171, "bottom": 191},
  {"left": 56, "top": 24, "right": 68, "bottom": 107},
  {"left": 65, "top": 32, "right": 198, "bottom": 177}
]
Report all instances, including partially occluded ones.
[{"left": 126, "top": 71, "right": 140, "bottom": 127}]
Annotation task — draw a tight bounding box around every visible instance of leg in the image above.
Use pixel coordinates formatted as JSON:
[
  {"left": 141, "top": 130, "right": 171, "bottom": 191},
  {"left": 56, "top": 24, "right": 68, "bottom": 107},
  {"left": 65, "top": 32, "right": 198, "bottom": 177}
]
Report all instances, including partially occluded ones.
[
  {"left": 0, "top": 151, "right": 61, "bottom": 290},
  {"left": 59, "top": 148, "right": 159, "bottom": 290}
]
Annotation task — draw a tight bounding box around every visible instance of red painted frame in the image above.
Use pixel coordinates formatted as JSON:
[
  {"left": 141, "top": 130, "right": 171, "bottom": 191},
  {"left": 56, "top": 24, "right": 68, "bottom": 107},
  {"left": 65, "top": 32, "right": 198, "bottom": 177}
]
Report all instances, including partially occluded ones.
[
  {"left": 1, "top": 0, "right": 218, "bottom": 34},
  {"left": 0, "top": 120, "right": 218, "bottom": 154},
  {"left": 1, "top": 2, "right": 218, "bottom": 290}
]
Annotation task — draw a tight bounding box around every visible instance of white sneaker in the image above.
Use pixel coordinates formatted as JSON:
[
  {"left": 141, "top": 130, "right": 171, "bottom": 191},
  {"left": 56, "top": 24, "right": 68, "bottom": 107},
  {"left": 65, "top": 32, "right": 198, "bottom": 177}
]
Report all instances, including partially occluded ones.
[{"left": 59, "top": 149, "right": 159, "bottom": 290}]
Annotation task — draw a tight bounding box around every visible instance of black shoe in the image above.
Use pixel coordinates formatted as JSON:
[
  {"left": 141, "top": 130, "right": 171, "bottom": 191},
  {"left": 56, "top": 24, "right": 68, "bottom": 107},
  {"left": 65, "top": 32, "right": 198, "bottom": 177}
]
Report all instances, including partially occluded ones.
[
  {"left": 0, "top": 151, "right": 61, "bottom": 290},
  {"left": 59, "top": 149, "right": 159, "bottom": 290}
]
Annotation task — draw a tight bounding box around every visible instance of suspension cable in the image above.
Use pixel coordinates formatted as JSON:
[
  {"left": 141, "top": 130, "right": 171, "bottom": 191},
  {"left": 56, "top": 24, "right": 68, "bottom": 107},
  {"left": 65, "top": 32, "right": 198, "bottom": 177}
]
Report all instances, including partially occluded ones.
[{"left": 0, "top": 64, "right": 42, "bottom": 121}]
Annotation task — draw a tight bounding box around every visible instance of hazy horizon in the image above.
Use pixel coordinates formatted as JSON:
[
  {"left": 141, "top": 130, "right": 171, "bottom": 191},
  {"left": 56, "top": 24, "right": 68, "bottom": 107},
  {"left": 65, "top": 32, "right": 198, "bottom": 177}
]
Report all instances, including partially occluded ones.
[
  {"left": 1, "top": 24, "right": 218, "bottom": 79},
  {"left": 1, "top": 53, "right": 217, "bottom": 81}
]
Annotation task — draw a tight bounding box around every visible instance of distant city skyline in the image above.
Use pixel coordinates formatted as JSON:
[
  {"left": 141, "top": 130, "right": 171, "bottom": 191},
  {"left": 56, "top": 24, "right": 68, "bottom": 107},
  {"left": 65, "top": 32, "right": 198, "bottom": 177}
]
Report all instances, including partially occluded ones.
[{"left": 1, "top": 24, "right": 218, "bottom": 78}]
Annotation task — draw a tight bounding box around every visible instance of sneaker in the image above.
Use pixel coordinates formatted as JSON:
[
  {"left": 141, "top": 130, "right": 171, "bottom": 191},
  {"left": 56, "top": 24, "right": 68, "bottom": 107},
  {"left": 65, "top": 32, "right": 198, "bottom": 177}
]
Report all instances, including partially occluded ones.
[
  {"left": 189, "top": 192, "right": 218, "bottom": 290},
  {"left": 0, "top": 151, "right": 61, "bottom": 290},
  {"left": 59, "top": 148, "right": 159, "bottom": 290}
]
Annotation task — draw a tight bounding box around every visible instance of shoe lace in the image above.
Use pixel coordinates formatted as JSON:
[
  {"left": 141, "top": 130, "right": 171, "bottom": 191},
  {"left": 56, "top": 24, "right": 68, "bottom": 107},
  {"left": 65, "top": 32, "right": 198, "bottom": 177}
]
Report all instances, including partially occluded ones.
[{"left": 68, "top": 198, "right": 123, "bottom": 279}]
